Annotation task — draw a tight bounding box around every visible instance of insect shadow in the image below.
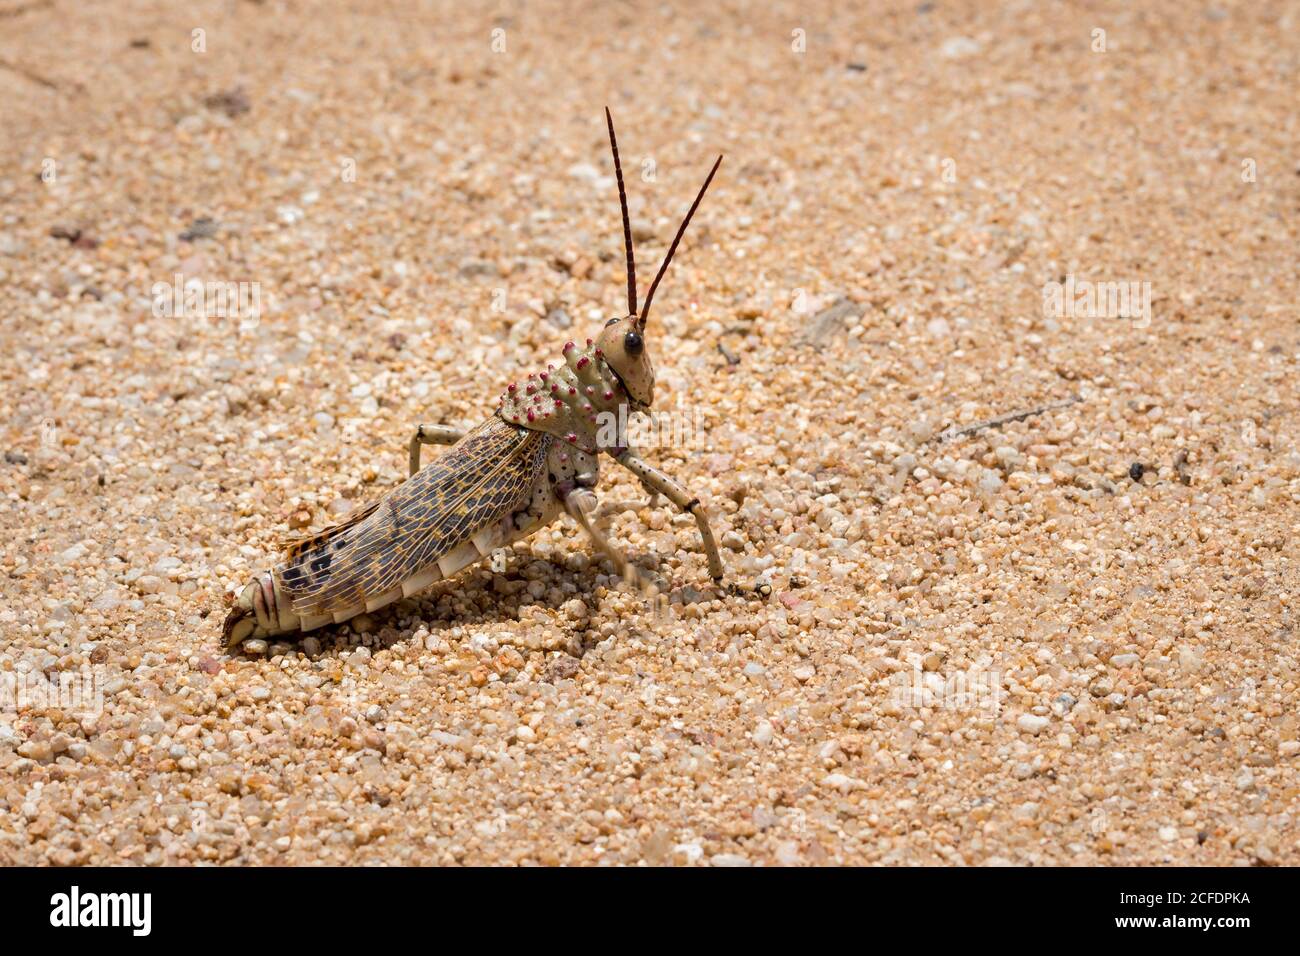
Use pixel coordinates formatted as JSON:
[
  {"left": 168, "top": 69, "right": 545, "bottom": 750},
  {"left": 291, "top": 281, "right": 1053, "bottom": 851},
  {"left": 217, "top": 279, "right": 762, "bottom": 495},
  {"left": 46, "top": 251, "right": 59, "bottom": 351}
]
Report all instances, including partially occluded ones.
[{"left": 283, "top": 547, "right": 716, "bottom": 662}]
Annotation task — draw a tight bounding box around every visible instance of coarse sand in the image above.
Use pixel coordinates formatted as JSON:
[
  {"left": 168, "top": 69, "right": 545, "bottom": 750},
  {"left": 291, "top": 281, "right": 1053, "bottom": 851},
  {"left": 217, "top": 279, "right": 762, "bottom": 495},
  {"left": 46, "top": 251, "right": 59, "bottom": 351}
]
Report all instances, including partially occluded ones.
[{"left": 1, "top": 0, "right": 1297, "bottom": 865}]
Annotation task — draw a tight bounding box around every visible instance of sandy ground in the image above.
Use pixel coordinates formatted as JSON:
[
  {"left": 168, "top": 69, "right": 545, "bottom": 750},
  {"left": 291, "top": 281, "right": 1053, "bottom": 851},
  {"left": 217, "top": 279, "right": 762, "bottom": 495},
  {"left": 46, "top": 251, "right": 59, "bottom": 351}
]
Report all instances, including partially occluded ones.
[{"left": 1, "top": 0, "right": 1297, "bottom": 866}]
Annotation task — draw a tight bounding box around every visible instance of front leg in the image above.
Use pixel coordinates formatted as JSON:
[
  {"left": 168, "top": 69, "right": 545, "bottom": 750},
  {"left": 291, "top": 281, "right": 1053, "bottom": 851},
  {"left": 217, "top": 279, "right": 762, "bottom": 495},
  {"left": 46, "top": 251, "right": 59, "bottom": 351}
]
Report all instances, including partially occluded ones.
[
  {"left": 408, "top": 423, "right": 466, "bottom": 476},
  {"left": 613, "top": 448, "right": 724, "bottom": 582}
]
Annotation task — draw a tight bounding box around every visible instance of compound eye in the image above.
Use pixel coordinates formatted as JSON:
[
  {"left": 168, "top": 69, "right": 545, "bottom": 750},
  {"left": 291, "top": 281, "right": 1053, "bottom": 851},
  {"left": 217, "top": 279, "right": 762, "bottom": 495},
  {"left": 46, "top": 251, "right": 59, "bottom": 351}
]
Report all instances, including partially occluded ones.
[
  {"left": 605, "top": 317, "right": 621, "bottom": 328},
  {"left": 623, "top": 331, "right": 643, "bottom": 355}
]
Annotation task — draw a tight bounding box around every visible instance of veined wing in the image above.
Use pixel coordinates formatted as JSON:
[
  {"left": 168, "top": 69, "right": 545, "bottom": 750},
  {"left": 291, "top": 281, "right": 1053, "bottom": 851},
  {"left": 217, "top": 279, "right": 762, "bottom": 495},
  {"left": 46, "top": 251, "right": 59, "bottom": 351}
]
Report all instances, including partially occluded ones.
[{"left": 277, "top": 417, "right": 545, "bottom": 617}]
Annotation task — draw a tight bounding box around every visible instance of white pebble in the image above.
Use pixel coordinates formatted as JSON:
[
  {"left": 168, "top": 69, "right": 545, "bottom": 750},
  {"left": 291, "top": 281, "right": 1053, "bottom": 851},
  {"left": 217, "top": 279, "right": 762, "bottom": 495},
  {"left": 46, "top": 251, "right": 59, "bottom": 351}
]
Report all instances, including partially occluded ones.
[
  {"left": 673, "top": 843, "right": 703, "bottom": 864},
  {"left": 1017, "top": 714, "right": 1050, "bottom": 734}
]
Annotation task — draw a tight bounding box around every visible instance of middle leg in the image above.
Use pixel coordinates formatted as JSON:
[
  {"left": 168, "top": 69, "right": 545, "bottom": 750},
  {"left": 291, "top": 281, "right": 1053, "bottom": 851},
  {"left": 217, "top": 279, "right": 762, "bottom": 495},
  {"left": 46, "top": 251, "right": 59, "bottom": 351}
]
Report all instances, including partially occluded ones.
[{"left": 563, "top": 488, "right": 661, "bottom": 608}]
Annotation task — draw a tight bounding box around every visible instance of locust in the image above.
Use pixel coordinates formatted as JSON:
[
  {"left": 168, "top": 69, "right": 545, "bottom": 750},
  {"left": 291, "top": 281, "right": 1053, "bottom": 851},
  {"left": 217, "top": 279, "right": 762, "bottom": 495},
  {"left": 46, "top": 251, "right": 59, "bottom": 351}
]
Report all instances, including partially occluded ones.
[{"left": 223, "top": 110, "right": 727, "bottom": 651}]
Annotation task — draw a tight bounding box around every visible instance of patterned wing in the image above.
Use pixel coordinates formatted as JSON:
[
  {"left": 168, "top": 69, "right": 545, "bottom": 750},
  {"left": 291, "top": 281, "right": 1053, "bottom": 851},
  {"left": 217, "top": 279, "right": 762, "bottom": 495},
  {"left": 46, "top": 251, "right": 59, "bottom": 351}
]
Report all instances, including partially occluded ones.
[
  {"left": 280, "top": 498, "right": 382, "bottom": 561},
  {"left": 277, "top": 418, "right": 545, "bottom": 617}
]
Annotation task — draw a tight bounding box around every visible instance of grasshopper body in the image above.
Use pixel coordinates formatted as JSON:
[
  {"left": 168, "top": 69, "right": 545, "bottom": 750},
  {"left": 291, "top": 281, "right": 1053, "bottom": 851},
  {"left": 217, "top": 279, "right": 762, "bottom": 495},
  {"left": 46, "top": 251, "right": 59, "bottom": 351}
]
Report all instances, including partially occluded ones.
[{"left": 223, "top": 111, "right": 725, "bottom": 650}]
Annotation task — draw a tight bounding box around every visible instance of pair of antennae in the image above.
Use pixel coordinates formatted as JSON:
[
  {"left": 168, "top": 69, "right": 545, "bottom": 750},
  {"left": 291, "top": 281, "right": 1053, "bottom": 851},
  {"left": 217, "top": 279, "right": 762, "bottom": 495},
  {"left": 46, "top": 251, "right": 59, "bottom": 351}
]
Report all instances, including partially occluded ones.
[{"left": 604, "top": 107, "right": 722, "bottom": 331}]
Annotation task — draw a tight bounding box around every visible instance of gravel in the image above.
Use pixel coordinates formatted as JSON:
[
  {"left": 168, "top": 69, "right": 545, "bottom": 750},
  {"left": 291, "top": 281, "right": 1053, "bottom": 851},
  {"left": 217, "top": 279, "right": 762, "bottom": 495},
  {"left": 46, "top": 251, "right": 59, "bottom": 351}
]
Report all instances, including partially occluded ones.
[{"left": 1, "top": 0, "right": 1296, "bottom": 866}]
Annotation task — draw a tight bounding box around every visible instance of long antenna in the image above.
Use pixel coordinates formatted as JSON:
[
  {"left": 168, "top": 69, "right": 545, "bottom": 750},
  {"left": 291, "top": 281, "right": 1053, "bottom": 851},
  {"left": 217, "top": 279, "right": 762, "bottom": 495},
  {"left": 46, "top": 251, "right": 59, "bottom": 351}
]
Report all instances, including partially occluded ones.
[
  {"left": 605, "top": 107, "right": 637, "bottom": 317},
  {"left": 638, "top": 154, "right": 723, "bottom": 331}
]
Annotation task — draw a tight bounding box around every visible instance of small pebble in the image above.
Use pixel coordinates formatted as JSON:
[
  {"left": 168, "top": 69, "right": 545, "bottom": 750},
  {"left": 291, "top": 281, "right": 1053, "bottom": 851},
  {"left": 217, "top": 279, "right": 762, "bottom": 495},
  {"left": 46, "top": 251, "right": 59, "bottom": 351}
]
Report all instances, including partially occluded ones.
[{"left": 1017, "top": 714, "right": 1050, "bottom": 735}]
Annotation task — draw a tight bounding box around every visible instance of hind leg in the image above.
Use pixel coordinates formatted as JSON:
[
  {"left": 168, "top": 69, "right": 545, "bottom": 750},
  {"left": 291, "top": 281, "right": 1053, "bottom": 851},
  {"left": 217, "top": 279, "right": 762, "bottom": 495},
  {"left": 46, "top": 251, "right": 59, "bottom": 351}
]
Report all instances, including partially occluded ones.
[{"left": 408, "top": 424, "right": 466, "bottom": 475}]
